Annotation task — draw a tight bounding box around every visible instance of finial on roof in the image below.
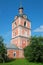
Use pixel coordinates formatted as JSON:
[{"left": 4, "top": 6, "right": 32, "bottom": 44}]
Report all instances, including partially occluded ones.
[
  {"left": 20, "top": 1, "right": 22, "bottom": 8},
  {"left": 18, "top": 1, "right": 24, "bottom": 15},
  {"left": 19, "top": 1, "right": 23, "bottom": 10}
]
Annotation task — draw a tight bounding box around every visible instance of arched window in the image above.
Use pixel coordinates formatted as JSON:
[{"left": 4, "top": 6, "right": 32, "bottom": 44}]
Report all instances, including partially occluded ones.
[
  {"left": 13, "top": 52, "right": 16, "bottom": 57},
  {"left": 14, "top": 32, "right": 16, "bottom": 36},
  {"left": 24, "top": 21, "right": 26, "bottom": 27},
  {"left": 14, "top": 22, "right": 17, "bottom": 28}
]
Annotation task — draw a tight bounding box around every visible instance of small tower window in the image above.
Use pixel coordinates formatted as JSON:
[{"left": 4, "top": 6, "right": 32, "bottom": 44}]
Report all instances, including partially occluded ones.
[
  {"left": 14, "top": 32, "right": 16, "bottom": 36},
  {"left": 24, "top": 21, "right": 26, "bottom": 27},
  {"left": 15, "top": 22, "right": 16, "bottom": 25},
  {"left": 14, "top": 22, "right": 17, "bottom": 28}
]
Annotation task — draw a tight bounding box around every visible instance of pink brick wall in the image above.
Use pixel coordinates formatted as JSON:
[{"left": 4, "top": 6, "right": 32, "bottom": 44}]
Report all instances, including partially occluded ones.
[{"left": 7, "top": 49, "right": 24, "bottom": 58}]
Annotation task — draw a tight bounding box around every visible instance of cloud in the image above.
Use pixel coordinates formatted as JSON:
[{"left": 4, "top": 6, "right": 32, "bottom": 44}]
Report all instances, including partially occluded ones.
[{"left": 33, "top": 25, "right": 43, "bottom": 32}]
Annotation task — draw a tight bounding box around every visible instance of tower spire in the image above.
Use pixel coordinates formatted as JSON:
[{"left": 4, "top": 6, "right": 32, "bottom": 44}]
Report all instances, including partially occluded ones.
[
  {"left": 20, "top": 1, "right": 22, "bottom": 8},
  {"left": 18, "top": 1, "right": 23, "bottom": 14}
]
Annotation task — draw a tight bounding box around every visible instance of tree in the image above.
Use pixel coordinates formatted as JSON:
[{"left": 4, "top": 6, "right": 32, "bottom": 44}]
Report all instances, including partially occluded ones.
[
  {"left": 24, "top": 36, "right": 43, "bottom": 62},
  {"left": 0, "top": 36, "right": 7, "bottom": 63}
]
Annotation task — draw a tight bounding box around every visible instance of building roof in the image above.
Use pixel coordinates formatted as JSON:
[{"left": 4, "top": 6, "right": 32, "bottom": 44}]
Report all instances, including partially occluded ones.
[
  {"left": 7, "top": 44, "right": 22, "bottom": 50},
  {"left": 7, "top": 44, "right": 18, "bottom": 49},
  {"left": 12, "top": 14, "right": 30, "bottom": 23}
]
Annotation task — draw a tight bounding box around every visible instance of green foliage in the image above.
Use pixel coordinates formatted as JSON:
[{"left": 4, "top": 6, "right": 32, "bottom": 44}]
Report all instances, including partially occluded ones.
[
  {"left": 24, "top": 36, "right": 43, "bottom": 62},
  {"left": 0, "top": 36, "right": 7, "bottom": 63}
]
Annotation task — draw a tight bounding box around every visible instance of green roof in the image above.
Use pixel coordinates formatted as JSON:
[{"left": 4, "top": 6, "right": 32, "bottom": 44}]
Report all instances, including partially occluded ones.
[{"left": 7, "top": 44, "right": 22, "bottom": 50}]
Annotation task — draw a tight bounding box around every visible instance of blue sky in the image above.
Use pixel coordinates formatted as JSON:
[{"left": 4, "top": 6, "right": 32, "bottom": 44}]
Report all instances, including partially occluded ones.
[{"left": 0, "top": 0, "right": 43, "bottom": 44}]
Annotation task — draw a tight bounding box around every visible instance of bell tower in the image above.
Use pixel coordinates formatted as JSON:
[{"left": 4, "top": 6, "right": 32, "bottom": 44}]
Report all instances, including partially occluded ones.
[{"left": 11, "top": 6, "right": 31, "bottom": 49}]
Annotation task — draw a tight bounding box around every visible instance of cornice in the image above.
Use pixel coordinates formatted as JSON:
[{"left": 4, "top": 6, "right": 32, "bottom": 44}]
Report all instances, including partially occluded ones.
[
  {"left": 11, "top": 35, "right": 29, "bottom": 40},
  {"left": 12, "top": 16, "right": 30, "bottom": 23},
  {"left": 12, "top": 25, "right": 31, "bottom": 31}
]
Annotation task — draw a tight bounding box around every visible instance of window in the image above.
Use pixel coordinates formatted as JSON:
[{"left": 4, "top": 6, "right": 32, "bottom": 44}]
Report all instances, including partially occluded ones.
[
  {"left": 15, "top": 22, "right": 16, "bottom": 25},
  {"left": 24, "top": 21, "right": 26, "bottom": 27},
  {"left": 14, "top": 22, "right": 17, "bottom": 27},
  {"left": 14, "top": 52, "right": 16, "bottom": 57},
  {"left": 14, "top": 32, "right": 16, "bottom": 36}
]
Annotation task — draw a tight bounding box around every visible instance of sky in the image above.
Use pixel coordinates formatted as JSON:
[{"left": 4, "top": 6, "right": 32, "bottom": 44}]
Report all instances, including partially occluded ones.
[{"left": 0, "top": 0, "right": 43, "bottom": 44}]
